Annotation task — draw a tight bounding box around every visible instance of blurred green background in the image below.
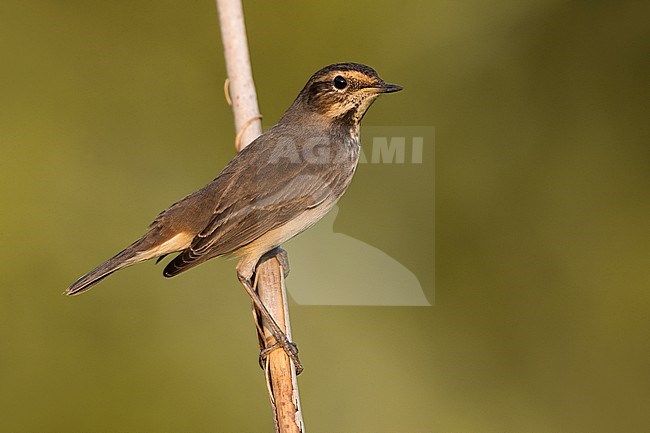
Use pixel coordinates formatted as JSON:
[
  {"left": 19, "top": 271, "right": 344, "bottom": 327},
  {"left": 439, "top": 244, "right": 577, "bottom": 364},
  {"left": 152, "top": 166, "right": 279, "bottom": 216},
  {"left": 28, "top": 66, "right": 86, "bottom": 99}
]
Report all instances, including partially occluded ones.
[{"left": 1, "top": 1, "right": 648, "bottom": 432}]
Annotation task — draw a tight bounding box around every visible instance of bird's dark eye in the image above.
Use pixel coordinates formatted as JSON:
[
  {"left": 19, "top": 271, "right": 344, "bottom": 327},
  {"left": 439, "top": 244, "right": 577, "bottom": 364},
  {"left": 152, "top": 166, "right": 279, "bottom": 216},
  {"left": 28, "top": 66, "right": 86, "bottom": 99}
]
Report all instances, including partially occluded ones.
[{"left": 333, "top": 75, "right": 347, "bottom": 90}]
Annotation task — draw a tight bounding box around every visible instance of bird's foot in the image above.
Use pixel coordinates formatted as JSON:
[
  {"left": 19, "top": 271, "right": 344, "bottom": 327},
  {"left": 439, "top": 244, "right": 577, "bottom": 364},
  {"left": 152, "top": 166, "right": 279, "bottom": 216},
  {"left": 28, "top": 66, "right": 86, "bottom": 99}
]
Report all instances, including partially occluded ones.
[
  {"left": 238, "top": 272, "right": 303, "bottom": 374},
  {"left": 259, "top": 338, "right": 303, "bottom": 375}
]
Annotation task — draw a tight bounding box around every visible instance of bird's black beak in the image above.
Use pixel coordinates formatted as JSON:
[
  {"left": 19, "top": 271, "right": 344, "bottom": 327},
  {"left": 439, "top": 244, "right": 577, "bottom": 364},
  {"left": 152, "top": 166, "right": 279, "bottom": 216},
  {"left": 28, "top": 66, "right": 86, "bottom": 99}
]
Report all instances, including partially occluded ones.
[
  {"left": 362, "top": 82, "right": 403, "bottom": 94},
  {"left": 377, "top": 82, "right": 403, "bottom": 93}
]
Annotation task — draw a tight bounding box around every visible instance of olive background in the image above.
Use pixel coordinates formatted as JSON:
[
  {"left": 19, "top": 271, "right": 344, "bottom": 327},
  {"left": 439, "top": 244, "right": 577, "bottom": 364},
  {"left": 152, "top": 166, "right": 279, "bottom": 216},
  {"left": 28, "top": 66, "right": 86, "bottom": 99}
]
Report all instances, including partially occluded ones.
[{"left": 1, "top": 1, "right": 648, "bottom": 432}]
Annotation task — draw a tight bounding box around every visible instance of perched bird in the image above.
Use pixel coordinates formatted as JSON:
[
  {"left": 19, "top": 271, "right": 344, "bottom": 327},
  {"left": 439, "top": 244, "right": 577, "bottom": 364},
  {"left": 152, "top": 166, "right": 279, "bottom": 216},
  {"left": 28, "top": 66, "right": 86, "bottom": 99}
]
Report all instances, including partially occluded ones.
[{"left": 66, "top": 62, "right": 402, "bottom": 370}]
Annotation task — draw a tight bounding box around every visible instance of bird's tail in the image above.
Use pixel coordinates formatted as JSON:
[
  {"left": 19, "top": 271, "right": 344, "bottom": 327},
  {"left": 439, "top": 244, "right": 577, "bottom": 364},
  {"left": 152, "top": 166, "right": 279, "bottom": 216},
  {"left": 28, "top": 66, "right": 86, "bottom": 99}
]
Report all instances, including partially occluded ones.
[{"left": 64, "top": 241, "right": 146, "bottom": 296}]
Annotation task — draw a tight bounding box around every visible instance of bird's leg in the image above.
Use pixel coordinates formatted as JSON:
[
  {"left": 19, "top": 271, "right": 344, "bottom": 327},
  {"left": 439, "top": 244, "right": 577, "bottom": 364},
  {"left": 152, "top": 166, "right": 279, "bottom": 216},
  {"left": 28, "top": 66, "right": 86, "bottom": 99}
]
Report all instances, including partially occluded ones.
[
  {"left": 237, "top": 266, "right": 303, "bottom": 375},
  {"left": 249, "top": 248, "right": 296, "bottom": 370},
  {"left": 250, "top": 271, "right": 266, "bottom": 355}
]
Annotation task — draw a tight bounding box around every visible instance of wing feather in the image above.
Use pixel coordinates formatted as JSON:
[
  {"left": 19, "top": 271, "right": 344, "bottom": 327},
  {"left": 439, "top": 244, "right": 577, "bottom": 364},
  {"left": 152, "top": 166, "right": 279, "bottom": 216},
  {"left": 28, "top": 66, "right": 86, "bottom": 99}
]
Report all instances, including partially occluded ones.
[{"left": 163, "top": 129, "right": 350, "bottom": 277}]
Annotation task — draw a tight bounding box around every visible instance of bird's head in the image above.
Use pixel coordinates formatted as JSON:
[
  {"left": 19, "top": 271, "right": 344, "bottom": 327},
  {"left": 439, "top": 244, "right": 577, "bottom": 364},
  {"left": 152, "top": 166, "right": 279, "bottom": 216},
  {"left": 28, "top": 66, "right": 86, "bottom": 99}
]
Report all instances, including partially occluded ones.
[{"left": 285, "top": 62, "right": 402, "bottom": 125}]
